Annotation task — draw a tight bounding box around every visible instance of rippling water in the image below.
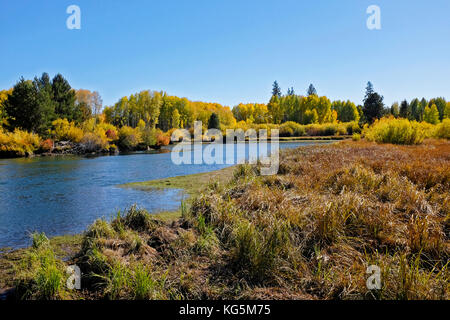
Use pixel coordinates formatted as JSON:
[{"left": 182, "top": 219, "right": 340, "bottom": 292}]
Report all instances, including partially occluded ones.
[{"left": 0, "top": 141, "right": 330, "bottom": 248}]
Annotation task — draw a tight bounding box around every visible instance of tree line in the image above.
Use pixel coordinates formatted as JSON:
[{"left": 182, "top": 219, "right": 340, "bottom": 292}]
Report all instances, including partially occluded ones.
[
  {"left": 259, "top": 80, "right": 449, "bottom": 126},
  {"left": 234, "top": 82, "right": 360, "bottom": 126},
  {"left": 103, "top": 92, "right": 235, "bottom": 132},
  {"left": 1, "top": 74, "right": 449, "bottom": 139}
]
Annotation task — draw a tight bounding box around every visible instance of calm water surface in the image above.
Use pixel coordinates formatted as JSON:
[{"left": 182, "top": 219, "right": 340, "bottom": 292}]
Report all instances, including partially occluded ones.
[{"left": 0, "top": 141, "right": 330, "bottom": 248}]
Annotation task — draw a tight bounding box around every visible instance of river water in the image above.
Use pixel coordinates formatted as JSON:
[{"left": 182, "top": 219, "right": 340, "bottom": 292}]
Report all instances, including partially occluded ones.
[{"left": 0, "top": 141, "right": 330, "bottom": 248}]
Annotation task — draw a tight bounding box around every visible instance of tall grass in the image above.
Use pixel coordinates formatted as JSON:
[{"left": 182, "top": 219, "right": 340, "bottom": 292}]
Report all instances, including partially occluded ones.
[
  {"left": 15, "top": 232, "right": 67, "bottom": 300},
  {"left": 181, "top": 140, "right": 449, "bottom": 299}
]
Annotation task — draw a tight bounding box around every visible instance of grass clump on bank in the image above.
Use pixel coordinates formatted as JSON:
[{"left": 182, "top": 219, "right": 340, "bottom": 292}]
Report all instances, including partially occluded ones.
[{"left": 13, "top": 233, "right": 69, "bottom": 300}]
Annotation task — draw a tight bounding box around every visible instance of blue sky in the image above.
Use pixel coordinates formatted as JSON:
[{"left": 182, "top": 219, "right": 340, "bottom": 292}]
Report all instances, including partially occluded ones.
[{"left": 1, "top": 0, "right": 449, "bottom": 108}]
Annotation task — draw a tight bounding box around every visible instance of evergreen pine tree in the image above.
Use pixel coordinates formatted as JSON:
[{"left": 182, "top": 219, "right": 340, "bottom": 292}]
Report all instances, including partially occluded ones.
[
  {"left": 52, "top": 74, "right": 76, "bottom": 121},
  {"left": 307, "top": 84, "right": 317, "bottom": 96},
  {"left": 410, "top": 98, "right": 420, "bottom": 121},
  {"left": 362, "top": 82, "right": 384, "bottom": 123},
  {"left": 208, "top": 112, "right": 220, "bottom": 129},
  {"left": 272, "top": 81, "right": 281, "bottom": 97},
  {"left": 399, "top": 100, "right": 410, "bottom": 119}
]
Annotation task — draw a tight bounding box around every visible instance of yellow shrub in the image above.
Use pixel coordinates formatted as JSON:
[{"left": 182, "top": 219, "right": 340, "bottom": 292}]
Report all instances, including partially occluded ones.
[
  {"left": 51, "top": 119, "right": 84, "bottom": 143},
  {"left": 364, "top": 117, "right": 426, "bottom": 145},
  {"left": 81, "top": 118, "right": 96, "bottom": 133},
  {"left": 118, "top": 126, "right": 142, "bottom": 150},
  {"left": 434, "top": 119, "right": 450, "bottom": 139},
  {"left": 344, "top": 121, "right": 361, "bottom": 134},
  {"left": 279, "top": 121, "right": 306, "bottom": 137},
  {"left": 305, "top": 123, "right": 344, "bottom": 136},
  {"left": 0, "top": 128, "right": 41, "bottom": 156},
  {"left": 416, "top": 121, "right": 435, "bottom": 138},
  {"left": 97, "top": 123, "right": 118, "bottom": 142},
  {"left": 81, "top": 132, "right": 107, "bottom": 152}
]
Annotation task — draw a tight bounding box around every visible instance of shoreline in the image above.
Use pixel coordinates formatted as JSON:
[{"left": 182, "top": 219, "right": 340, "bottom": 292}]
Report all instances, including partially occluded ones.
[{"left": 0, "top": 136, "right": 348, "bottom": 159}]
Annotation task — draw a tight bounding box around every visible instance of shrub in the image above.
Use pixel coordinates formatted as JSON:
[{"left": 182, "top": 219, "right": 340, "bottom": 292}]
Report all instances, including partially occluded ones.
[
  {"left": 140, "top": 127, "right": 158, "bottom": 148},
  {"left": 118, "top": 126, "right": 141, "bottom": 151},
  {"left": 108, "top": 144, "right": 118, "bottom": 153},
  {"left": 279, "top": 125, "right": 293, "bottom": 137},
  {"left": 51, "top": 119, "right": 84, "bottom": 143},
  {"left": 139, "top": 128, "right": 169, "bottom": 148},
  {"left": 364, "top": 117, "right": 426, "bottom": 145},
  {"left": 105, "top": 129, "right": 117, "bottom": 140},
  {"left": 279, "top": 122, "right": 306, "bottom": 137},
  {"left": 323, "top": 124, "right": 338, "bottom": 136},
  {"left": 304, "top": 123, "right": 344, "bottom": 136},
  {"left": 352, "top": 133, "right": 361, "bottom": 141},
  {"left": 0, "top": 128, "right": 41, "bottom": 156},
  {"left": 156, "top": 131, "right": 170, "bottom": 146},
  {"left": 434, "top": 119, "right": 450, "bottom": 139},
  {"left": 97, "top": 123, "right": 118, "bottom": 142},
  {"left": 81, "top": 132, "right": 108, "bottom": 152},
  {"left": 39, "top": 138, "right": 54, "bottom": 152},
  {"left": 304, "top": 124, "right": 321, "bottom": 136},
  {"left": 417, "top": 121, "right": 435, "bottom": 138},
  {"left": 345, "top": 121, "right": 361, "bottom": 135}
]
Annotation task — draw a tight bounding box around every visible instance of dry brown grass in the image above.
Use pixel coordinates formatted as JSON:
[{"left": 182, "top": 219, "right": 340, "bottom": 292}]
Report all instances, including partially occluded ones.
[{"left": 180, "top": 139, "right": 449, "bottom": 299}]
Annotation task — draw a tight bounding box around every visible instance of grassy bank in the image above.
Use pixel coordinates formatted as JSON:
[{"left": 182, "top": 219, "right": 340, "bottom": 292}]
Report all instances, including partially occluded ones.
[
  {"left": 121, "top": 166, "right": 236, "bottom": 221},
  {"left": 3, "top": 139, "right": 450, "bottom": 300},
  {"left": 121, "top": 166, "right": 235, "bottom": 196}
]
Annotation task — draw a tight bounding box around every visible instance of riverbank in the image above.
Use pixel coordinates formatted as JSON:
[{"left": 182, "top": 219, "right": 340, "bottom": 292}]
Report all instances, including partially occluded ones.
[
  {"left": 120, "top": 166, "right": 236, "bottom": 221},
  {"left": 0, "top": 135, "right": 347, "bottom": 159},
  {"left": 2, "top": 139, "right": 448, "bottom": 300}
]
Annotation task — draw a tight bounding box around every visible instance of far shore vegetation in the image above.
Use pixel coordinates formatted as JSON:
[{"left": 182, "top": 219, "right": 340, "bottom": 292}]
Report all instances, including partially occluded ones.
[{"left": 1, "top": 76, "right": 449, "bottom": 158}]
